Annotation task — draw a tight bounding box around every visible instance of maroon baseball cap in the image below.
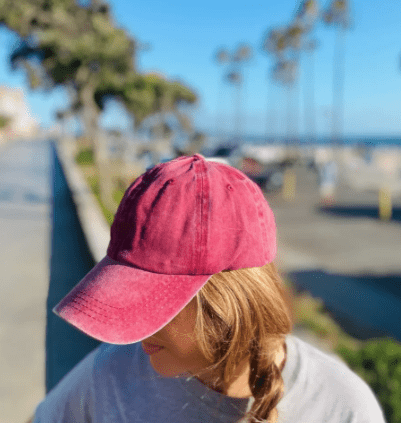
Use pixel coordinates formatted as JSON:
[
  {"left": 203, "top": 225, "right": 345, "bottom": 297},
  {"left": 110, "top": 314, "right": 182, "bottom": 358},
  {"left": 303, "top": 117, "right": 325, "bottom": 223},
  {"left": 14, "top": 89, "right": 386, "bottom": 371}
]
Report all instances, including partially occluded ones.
[{"left": 53, "top": 154, "right": 277, "bottom": 344}]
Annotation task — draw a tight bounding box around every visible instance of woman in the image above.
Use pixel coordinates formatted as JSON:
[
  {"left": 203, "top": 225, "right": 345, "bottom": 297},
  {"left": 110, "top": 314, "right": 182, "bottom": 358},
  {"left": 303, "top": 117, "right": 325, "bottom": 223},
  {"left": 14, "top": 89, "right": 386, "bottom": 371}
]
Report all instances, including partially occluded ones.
[{"left": 32, "top": 154, "right": 385, "bottom": 422}]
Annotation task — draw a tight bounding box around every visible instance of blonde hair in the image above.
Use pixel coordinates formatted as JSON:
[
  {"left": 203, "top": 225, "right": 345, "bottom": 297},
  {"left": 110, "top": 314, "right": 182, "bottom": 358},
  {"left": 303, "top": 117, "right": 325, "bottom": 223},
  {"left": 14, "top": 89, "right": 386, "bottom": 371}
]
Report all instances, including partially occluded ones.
[{"left": 192, "top": 262, "right": 293, "bottom": 423}]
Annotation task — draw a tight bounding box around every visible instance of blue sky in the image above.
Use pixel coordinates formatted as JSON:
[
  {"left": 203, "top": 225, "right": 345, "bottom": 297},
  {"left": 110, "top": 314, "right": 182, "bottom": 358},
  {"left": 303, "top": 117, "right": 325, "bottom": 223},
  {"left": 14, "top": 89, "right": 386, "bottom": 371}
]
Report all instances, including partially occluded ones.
[{"left": 1, "top": 0, "right": 401, "bottom": 138}]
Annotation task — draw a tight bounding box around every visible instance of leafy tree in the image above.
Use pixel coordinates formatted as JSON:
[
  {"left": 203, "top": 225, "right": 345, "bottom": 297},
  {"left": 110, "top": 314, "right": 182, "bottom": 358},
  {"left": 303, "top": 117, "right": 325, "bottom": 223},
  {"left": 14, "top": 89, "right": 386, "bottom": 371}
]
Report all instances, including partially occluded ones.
[
  {"left": 0, "top": 0, "right": 197, "bottom": 146},
  {"left": 3, "top": 0, "right": 135, "bottom": 147},
  {"left": 0, "top": 0, "right": 197, "bottom": 211},
  {"left": 96, "top": 71, "right": 197, "bottom": 131},
  {"left": 0, "top": 0, "right": 136, "bottom": 211}
]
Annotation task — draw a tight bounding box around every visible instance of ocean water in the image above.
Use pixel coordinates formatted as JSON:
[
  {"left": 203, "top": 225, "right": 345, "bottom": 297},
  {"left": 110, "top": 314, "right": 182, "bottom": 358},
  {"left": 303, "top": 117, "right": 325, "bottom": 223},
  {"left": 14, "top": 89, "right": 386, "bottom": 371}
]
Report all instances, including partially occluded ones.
[{"left": 205, "top": 134, "right": 401, "bottom": 148}]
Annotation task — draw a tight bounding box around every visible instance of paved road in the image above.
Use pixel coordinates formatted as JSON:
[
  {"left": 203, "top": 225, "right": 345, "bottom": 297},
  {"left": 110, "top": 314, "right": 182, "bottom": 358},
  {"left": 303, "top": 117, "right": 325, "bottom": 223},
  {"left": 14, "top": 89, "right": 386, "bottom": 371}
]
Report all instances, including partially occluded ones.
[
  {"left": 268, "top": 165, "right": 401, "bottom": 275},
  {"left": 266, "top": 165, "right": 401, "bottom": 342},
  {"left": 0, "top": 140, "right": 50, "bottom": 423}
]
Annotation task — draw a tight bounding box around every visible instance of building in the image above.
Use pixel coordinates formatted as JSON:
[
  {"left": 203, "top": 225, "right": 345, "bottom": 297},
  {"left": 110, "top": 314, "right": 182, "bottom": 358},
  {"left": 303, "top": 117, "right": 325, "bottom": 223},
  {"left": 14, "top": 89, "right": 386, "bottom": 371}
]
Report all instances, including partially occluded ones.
[{"left": 0, "top": 86, "right": 39, "bottom": 143}]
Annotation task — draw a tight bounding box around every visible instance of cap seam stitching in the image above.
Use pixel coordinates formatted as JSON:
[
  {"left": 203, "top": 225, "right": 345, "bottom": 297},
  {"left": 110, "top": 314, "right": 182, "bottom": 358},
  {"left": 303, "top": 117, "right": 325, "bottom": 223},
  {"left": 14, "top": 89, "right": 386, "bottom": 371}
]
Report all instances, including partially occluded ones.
[
  {"left": 199, "top": 160, "right": 206, "bottom": 272},
  {"left": 249, "top": 180, "right": 269, "bottom": 260}
]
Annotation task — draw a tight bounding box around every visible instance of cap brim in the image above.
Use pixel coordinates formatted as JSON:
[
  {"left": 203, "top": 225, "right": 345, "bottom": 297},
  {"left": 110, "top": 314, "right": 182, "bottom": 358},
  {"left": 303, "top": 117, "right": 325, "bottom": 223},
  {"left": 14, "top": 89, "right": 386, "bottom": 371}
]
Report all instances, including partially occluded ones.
[{"left": 53, "top": 255, "right": 212, "bottom": 344}]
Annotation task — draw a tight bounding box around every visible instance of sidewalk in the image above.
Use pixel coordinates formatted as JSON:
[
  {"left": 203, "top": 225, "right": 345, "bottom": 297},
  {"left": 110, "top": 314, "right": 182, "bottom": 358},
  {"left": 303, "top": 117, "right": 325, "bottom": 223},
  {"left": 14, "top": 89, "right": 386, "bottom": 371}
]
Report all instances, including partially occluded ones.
[{"left": 0, "top": 140, "right": 50, "bottom": 423}]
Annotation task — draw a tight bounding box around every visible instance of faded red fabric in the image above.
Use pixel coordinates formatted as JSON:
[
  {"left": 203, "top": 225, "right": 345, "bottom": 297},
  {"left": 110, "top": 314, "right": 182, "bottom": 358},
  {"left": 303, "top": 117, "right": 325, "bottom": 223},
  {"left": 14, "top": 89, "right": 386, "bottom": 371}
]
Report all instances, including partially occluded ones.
[{"left": 53, "top": 154, "right": 277, "bottom": 344}]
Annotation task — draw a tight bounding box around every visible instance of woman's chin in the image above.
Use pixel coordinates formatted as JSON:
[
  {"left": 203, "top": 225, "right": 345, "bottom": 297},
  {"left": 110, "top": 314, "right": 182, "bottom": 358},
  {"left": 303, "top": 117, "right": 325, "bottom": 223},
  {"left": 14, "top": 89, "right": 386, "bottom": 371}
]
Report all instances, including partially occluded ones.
[{"left": 149, "top": 354, "right": 191, "bottom": 378}]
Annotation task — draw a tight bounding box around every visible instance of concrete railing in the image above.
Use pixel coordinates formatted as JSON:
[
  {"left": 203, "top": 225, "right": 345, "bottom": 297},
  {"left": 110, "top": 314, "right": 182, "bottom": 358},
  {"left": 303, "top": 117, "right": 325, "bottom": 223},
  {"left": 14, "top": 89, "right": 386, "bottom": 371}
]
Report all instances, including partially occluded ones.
[{"left": 55, "top": 138, "right": 110, "bottom": 263}]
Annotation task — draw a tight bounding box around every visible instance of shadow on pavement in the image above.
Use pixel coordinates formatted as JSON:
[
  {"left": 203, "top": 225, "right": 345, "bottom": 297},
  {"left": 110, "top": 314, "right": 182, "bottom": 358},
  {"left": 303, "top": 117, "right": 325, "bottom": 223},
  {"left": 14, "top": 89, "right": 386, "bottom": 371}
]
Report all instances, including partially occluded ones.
[
  {"left": 318, "top": 205, "right": 401, "bottom": 222},
  {"left": 289, "top": 269, "right": 401, "bottom": 343}
]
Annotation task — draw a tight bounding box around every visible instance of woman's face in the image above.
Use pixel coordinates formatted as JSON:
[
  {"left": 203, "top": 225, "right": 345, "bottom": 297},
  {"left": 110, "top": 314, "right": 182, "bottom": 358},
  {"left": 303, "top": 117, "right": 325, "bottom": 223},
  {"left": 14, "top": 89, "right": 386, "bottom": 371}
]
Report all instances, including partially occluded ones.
[
  {"left": 141, "top": 297, "right": 211, "bottom": 379},
  {"left": 142, "top": 296, "right": 257, "bottom": 398}
]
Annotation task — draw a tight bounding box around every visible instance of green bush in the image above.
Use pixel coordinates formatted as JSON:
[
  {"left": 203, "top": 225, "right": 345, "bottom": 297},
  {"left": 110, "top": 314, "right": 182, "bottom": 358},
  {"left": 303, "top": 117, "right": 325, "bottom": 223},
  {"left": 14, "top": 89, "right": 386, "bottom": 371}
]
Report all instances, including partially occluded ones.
[
  {"left": 85, "top": 174, "right": 115, "bottom": 226},
  {"left": 0, "top": 114, "right": 10, "bottom": 129},
  {"left": 336, "top": 338, "right": 401, "bottom": 423},
  {"left": 75, "top": 147, "right": 95, "bottom": 165},
  {"left": 113, "top": 187, "right": 125, "bottom": 206}
]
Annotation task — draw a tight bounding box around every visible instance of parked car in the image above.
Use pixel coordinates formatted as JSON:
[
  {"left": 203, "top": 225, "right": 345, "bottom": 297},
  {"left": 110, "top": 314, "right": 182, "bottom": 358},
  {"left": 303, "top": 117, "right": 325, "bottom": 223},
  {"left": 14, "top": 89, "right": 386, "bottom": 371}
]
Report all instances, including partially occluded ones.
[{"left": 239, "top": 156, "right": 285, "bottom": 192}]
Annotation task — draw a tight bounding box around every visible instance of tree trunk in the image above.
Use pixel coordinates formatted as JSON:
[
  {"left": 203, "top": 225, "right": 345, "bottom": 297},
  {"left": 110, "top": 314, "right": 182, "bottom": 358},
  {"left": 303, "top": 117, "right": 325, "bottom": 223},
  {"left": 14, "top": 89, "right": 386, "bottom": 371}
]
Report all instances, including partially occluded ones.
[
  {"left": 292, "top": 55, "right": 300, "bottom": 145},
  {"left": 234, "top": 76, "right": 243, "bottom": 144},
  {"left": 62, "top": 84, "right": 80, "bottom": 152},
  {"left": 266, "top": 78, "right": 277, "bottom": 143},
  {"left": 304, "top": 48, "right": 316, "bottom": 143},
  {"left": 216, "top": 77, "right": 225, "bottom": 142},
  {"left": 79, "top": 81, "right": 117, "bottom": 215}
]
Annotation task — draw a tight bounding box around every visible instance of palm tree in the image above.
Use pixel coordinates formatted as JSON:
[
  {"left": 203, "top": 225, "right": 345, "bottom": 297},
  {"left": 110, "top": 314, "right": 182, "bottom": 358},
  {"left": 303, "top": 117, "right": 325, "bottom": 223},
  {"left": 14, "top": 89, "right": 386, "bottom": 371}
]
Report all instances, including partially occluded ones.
[
  {"left": 215, "top": 44, "right": 252, "bottom": 146},
  {"left": 323, "top": 0, "right": 351, "bottom": 144},
  {"left": 294, "top": 0, "right": 320, "bottom": 144},
  {"left": 232, "top": 44, "right": 252, "bottom": 145},
  {"left": 263, "top": 23, "right": 306, "bottom": 144},
  {"left": 303, "top": 39, "right": 319, "bottom": 143},
  {"left": 215, "top": 48, "right": 230, "bottom": 142},
  {"left": 262, "top": 26, "right": 291, "bottom": 143},
  {"left": 272, "top": 59, "right": 298, "bottom": 143},
  {"left": 285, "top": 22, "right": 305, "bottom": 144},
  {"left": 295, "top": 0, "right": 320, "bottom": 29}
]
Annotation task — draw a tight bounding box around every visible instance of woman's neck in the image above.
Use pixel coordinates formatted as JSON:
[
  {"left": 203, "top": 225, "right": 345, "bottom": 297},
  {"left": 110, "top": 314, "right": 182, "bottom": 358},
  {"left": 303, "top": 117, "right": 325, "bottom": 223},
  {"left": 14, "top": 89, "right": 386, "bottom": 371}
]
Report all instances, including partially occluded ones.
[{"left": 196, "top": 342, "right": 287, "bottom": 398}]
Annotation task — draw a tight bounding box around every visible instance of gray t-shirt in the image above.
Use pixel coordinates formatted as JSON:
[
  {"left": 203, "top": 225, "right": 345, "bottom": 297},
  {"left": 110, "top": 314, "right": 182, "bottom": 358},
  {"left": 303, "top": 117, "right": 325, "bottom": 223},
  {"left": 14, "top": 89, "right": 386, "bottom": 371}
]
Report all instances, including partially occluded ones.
[{"left": 33, "top": 334, "right": 386, "bottom": 422}]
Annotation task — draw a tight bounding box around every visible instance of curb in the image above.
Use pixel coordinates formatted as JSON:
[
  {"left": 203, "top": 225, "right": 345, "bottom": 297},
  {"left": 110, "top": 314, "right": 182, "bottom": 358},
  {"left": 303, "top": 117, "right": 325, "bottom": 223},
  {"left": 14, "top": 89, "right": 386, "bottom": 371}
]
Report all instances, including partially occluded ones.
[{"left": 55, "top": 139, "right": 110, "bottom": 263}]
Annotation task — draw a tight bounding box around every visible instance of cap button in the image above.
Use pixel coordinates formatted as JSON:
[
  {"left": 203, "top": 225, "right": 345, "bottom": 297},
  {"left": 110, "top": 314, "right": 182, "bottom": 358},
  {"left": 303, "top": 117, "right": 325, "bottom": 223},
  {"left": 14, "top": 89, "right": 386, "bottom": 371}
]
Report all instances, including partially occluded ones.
[{"left": 193, "top": 154, "right": 204, "bottom": 161}]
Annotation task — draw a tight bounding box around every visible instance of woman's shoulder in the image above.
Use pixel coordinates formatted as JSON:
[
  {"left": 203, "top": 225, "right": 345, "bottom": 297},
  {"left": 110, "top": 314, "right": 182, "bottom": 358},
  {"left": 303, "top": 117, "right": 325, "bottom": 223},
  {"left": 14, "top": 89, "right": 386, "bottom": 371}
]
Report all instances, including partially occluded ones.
[
  {"left": 287, "top": 333, "right": 370, "bottom": 392},
  {"left": 283, "top": 334, "right": 386, "bottom": 422}
]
